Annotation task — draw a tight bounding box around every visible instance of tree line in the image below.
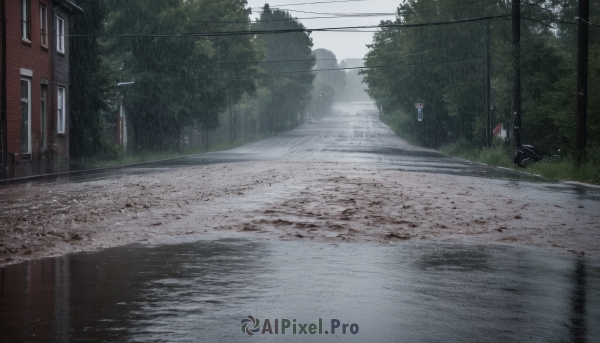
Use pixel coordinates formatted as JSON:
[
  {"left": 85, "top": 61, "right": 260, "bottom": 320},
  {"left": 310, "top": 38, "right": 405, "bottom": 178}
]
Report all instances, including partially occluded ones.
[
  {"left": 361, "top": 0, "right": 599, "bottom": 156},
  {"left": 69, "top": 0, "right": 323, "bottom": 159}
]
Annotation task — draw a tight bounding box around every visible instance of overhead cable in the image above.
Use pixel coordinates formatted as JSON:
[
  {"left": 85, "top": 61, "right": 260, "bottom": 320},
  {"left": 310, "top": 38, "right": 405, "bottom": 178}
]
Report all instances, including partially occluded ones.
[
  {"left": 120, "top": 56, "right": 485, "bottom": 84},
  {"left": 69, "top": 14, "right": 513, "bottom": 37}
]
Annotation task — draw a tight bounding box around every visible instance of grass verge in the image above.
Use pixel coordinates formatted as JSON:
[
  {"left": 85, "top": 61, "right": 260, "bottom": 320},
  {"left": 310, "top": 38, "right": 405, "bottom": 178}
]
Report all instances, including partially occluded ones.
[
  {"left": 72, "top": 132, "right": 278, "bottom": 169},
  {"left": 379, "top": 114, "right": 421, "bottom": 147},
  {"left": 380, "top": 113, "right": 600, "bottom": 185},
  {"left": 440, "top": 140, "right": 600, "bottom": 185}
]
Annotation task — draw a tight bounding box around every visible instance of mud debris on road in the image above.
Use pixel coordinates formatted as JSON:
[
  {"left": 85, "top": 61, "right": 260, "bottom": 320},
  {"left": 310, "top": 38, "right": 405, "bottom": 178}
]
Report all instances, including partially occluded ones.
[
  {"left": 1, "top": 160, "right": 599, "bottom": 266},
  {"left": 2, "top": 103, "right": 599, "bottom": 266}
]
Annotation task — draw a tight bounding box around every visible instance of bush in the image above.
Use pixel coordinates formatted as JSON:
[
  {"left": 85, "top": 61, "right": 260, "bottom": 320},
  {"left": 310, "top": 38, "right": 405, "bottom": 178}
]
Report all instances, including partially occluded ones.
[
  {"left": 527, "top": 145, "right": 600, "bottom": 185},
  {"left": 439, "top": 138, "right": 513, "bottom": 168}
]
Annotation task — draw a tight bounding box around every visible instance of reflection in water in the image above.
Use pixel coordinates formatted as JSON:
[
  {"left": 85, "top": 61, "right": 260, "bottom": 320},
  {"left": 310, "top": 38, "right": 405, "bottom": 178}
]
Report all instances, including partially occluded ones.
[
  {"left": 416, "top": 247, "right": 491, "bottom": 272},
  {"left": 0, "top": 240, "right": 599, "bottom": 342},
  {"left": 0, "top": 161, "right": 70, "bottom": 181},
  {"left": 53, "top": 257, "right": 70, "bottom": 341},
  {"left": 0, "top": 239, "right": 268, "bottom": 342},
  {"left": 569, "top": 258, "right": 587, "bottom": 343}
]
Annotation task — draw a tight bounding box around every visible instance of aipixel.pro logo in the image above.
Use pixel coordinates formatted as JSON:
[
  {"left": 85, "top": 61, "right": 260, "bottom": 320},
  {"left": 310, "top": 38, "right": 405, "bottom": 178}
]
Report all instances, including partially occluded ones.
[
  {"left": 241, "top": 316, "right": 359, "bottom": 336},
  {"left": 241, "top": 316, "right": 261, "bottom": 336}
]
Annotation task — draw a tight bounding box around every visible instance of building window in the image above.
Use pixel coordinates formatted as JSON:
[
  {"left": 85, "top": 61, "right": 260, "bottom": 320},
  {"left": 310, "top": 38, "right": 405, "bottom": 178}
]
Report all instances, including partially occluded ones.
[
  {"left": 56, "top": 16, "right": 64, "bottom": 53},
  {"left": 21, "top": 79, "right": 31, "bottom": 153},
  {"left": 22, "top": 0, "right": 31, "bottom": 41},
  {"left": 40, "top": 4, "right": 48, "bottom": 47},
  {"left": 41, "top": 85, "right": 48, "bottom": 150},
  {"left": 57, "top": 87, "right": 65, "bottom": 134}
]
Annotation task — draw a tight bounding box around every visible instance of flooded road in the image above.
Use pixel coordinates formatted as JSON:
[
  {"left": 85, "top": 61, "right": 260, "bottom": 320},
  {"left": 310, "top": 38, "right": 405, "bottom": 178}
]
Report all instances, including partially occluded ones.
[
  {"left": 1, "top": 102, "right": 534, "bottom": 185},
  {"left": 2, "top": 102, "right": 600, "bottom": 341},
  {"left": 1, "top": 239, "right": 599, "bottom": 342}
]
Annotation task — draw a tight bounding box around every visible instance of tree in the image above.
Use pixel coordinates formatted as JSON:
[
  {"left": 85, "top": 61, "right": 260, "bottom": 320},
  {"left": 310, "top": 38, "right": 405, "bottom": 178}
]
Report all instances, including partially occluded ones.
[
  {"left": 257, "top": 5, "right": 315, "bottom": 131},
  {"left": 103, "top": 0, "right": 260, "bottom": 152},
  {"left": 70, "top": 0, "right": 116, "bottom": 158},
  {"left": 361, "top": 0, "right": 598, "bottom": 153}
]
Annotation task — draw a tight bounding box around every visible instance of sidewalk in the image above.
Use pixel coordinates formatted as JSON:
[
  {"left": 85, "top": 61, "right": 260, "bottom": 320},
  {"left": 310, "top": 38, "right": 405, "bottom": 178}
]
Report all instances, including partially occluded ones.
[
  {"left": 0, "top": 152, "right": 216, "bottom": 185},
  {"left": 0, "top": 159, "right": 72, "bottom": 184}
]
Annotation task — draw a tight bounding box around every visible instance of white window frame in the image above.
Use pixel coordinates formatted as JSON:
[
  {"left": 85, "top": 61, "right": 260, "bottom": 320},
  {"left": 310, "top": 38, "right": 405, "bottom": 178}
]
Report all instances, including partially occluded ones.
[
  {"left": 56, "top": 16, "right": 65, "bottom": 54},
  {"left": 21, "top": 78, "right": 32, "bottom": 154},
  {"left": 41, "top": 85, "right": 48, "bottom": 150},
  {"left": 22, "top": 0, "right": 30, "bottom": 41},
  {"left": 57, "top": 87, "right": 66, "bottom": 134},
  {"left": 40, "top": 4, "right": 48, "bottom": 47}
]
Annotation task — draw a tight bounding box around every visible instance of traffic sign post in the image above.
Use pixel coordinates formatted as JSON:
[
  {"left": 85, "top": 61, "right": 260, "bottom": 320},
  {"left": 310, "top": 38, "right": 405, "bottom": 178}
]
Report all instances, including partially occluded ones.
[{"left": 415, "top": 103, "right": 424, "bottom": 121}]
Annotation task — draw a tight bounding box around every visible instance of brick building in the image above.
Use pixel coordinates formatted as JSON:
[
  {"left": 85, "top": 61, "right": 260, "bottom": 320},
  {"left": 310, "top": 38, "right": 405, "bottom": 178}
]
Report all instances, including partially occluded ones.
[{"left": 0, "top": 0, "right": 83, "bottom": 168}]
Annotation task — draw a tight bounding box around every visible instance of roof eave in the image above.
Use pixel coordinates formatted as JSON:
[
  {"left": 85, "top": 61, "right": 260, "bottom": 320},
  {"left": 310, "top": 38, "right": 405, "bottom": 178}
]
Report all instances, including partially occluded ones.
[{"left": 54, "top": 0, "right": 85, "bottom": 15}]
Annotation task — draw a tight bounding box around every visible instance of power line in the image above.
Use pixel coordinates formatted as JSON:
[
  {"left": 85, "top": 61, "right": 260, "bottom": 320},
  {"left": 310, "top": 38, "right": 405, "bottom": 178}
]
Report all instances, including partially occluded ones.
[
  {"left": 119, "top": 56, "right": 486, "bottom": 84},
  {"left": 137, "top": 13, "right": 397, "bottom": 25},
  {"left": 524, "top": 14, "right": 600, "bottom": 40},
  {"left": 258, "top": 0, "right": 498, "bottom": 16},
  {"left": 125, "top": 57, "right": 327, "bottom": 68},
  {"left": 69, "top": 14, "right": 512, "bottom": 37},
  {"left": 124, "top": 51, "right": 428, "bottom": 68},
  {"left": 268, "top": 9, "right": 396, "bottom": 15},
  {"left": 266, "top": 0, "right": 367, "bottom": 6},
  {"left": 520, "top": 1, "right": 599, "bottom": 28},
  {"left": 90, "top": 1, "right": 502, "bottom": 28}
]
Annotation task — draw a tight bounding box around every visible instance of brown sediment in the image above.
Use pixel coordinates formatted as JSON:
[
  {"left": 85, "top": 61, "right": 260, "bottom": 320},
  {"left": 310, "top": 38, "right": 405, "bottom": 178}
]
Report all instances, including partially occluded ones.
[{"left": 1, "top": 161, "right": 599, "bottom": 266}]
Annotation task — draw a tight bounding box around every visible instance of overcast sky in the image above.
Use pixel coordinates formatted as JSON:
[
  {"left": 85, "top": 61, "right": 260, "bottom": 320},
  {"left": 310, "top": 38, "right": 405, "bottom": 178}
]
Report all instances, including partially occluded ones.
[{"left": 246, "top": 0, "right": 403, "bottom": 61}]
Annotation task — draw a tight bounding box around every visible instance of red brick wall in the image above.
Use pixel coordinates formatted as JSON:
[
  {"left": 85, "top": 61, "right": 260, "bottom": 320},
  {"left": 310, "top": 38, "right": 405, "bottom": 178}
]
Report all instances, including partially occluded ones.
[
  {"left": 5, "top": 0, "right": 52, "bottom": 162},
  {"left": 1, "top": 1, "right": 5, "bottom": 165}
]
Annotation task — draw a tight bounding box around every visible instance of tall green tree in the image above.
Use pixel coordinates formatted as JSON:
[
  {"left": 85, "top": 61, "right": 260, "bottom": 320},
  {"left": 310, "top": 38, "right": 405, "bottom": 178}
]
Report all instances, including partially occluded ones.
[
  {"left": 257, "top": 5, "right": 315, "bottom": 131},
  {"left": 310, "top": 49, "right": 345, "bottom": 118},
  {"left": 70, "top": 0, "right": 116, "bottom": 158},
  {"left": 361, "top": 0, "right": 598, "bottom": 153},
  {"left": 103, "top": 0, "right": 260, "bottom": 152},
  {"left": 362, "top": 0, "right": 502, "bottom": 147}
]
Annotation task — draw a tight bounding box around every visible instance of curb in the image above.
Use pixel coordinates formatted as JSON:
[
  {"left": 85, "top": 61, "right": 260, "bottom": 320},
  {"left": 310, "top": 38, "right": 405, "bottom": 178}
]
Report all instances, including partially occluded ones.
[{"left": 0, "top": 151, "right": 213, "bottom": 186}]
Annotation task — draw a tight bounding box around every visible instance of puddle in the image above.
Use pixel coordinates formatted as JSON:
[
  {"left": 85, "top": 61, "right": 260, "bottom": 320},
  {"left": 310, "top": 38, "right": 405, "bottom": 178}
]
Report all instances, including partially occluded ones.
[{"left": 1, "top": 239, "right": 598, "bottom": 342}]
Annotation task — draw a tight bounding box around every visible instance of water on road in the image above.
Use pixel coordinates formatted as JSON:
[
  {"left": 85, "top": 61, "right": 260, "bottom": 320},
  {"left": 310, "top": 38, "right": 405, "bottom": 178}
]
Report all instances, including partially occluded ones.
[
  {"left": 1, "top": 102, "right": 599, "bottom": 342},
  {"left": 1, "top": 239, "right": 598, "bottom": 342},
  {"left": 2, "top": 102, "right": 536, "bottom": 184}
]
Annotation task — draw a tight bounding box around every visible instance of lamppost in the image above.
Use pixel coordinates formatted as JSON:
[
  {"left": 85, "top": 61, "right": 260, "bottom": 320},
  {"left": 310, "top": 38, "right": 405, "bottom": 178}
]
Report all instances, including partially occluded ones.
[{"left": 116, "top": 81, "right": 135, "bottom": 152}]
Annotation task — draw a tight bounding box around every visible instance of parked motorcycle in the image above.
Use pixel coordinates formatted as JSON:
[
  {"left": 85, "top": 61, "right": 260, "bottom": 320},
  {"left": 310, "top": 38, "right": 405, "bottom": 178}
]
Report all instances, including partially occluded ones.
[{"left": 513, "top": 144, "right": 557, "bottom": 168}]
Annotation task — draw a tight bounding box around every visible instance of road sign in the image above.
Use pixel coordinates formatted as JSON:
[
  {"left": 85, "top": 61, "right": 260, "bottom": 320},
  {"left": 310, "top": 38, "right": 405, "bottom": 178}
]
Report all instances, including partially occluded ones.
[
  {"left": 418, "top": 108, "right": 423, "bottom": 122},
  {"left": 415, "top": 103, "right": 424, "bottom": 109}
]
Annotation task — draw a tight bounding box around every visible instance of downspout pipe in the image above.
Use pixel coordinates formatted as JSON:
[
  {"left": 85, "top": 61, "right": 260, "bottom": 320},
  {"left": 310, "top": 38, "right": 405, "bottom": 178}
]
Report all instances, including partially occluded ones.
[
  {"left": 1, "top": 0, "right": 7, "bottom": 167},
  {"left": 52, "top": 2, "right": 56, "bottom": 161}
]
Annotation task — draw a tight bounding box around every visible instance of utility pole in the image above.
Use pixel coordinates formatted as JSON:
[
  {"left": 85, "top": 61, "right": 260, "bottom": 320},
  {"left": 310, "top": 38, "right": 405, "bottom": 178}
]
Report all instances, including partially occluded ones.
[
  {"left": 486, "top": 20, "right": 492, "bottom": 147},
  {"left": 576, "top": 0, "right": 589, "bottom": 163},
  {"left": 511, "top": 0, "right": 521, "bottom": 149},
  {"left": 228, "top": 91, "right": 233, "bottom": 142}
]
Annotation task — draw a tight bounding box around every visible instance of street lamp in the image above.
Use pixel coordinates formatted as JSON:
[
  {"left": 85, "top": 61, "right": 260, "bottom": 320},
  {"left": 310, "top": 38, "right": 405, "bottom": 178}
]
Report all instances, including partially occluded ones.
[{"left": 116, "top": 81, "right": 135, "bottom": 151}]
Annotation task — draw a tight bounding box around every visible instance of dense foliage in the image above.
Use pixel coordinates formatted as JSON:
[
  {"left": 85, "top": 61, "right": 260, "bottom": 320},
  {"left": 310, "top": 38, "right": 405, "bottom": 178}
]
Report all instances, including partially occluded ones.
[
  {"left": 361, "top": 0, "right": 599, "bottom": 155},
  {"left": 69, "top": 0, "right": 317, "bottom": 158},
  {"left": 310, "top": 48, "right": 345, "bottom": 118},
  {"left": 69, "top": 0, "right": 116, "bottom": 158},
  {"left": 257, "top": 5, "right": 316, "bottom": 131}
]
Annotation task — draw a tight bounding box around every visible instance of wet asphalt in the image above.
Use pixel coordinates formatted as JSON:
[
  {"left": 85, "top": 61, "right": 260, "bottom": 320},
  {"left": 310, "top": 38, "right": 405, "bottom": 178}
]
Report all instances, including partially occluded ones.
[
  {"left": 1, "top": 102, "right": 599, "bottom": 342},
  {"left": 2, "top": 102, "right": 538, "bottom": 184},
  {"left": 1, "top": 239, "right": 599, "bottom": 342},
  {"left": 40, "top": 101, "right": 600, "bottom": 204}
]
